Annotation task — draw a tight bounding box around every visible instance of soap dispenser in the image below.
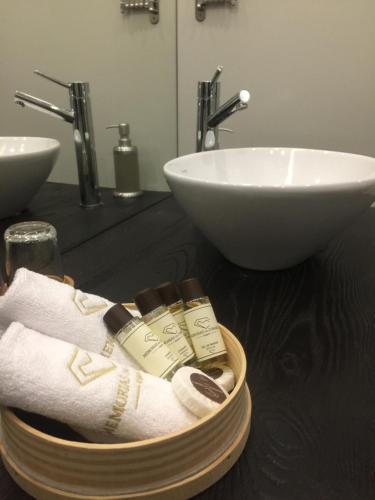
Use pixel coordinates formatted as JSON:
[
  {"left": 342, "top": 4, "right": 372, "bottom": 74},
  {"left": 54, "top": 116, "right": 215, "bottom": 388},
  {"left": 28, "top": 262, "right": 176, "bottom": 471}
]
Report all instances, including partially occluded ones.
[{"left": 106, "top": 123, "right": 143, "bottom": 198}]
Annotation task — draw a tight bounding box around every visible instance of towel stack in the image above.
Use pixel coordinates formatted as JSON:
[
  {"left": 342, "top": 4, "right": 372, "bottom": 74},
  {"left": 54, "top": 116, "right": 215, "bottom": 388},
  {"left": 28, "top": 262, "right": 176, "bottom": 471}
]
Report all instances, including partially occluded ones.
[{"left": 0, "top": 269, "right": 197, "bottom": 443}]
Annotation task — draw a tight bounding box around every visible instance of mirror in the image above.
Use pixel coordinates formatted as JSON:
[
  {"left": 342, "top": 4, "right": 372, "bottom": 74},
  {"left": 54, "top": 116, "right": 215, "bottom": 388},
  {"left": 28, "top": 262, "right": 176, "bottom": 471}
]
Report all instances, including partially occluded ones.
[
  {"left": 0, "top": 0, "right": 177, "bottom": 191},
  {"left": 1, "top": 1, "right": 375, "bottom": 193}
]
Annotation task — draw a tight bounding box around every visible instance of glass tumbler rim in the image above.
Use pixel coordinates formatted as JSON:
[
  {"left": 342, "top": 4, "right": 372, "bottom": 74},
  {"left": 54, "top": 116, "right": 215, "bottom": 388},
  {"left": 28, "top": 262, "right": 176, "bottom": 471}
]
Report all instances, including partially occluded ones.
[{"left": 4, "top": 221, "right": 58, "bottom": 243}]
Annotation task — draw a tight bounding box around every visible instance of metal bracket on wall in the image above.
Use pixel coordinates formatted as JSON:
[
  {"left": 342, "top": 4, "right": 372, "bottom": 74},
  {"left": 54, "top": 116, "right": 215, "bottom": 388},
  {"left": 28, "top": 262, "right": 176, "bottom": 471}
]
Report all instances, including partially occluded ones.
[
  {"left": 196, "top": 0, "right": 237, "bottom": 22},
  {"left": 120, "top": 0, "right": 159, "bottom": 24}
]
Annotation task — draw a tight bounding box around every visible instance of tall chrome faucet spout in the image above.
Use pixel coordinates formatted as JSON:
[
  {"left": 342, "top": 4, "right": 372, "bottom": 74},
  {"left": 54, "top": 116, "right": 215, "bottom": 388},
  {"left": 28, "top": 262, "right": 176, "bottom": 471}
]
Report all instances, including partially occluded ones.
[
  {"left": 196, "top": 65, "right": 250, "bottom": 152},
  {"left": 14, "top": 70, "right": 102, "bottom": 208},
  {"left": 14, "top": 91, "right": 74, "bottom": 123}
]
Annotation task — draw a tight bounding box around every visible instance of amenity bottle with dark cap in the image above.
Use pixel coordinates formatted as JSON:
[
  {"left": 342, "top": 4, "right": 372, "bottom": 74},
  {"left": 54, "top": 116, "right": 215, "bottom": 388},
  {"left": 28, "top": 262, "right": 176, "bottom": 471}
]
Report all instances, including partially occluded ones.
[
  {"left": 104, "top": 304, "right": 180, "bottom": 380},
  {"left": 135, "top": 288, "right": 195, "bottom": 365},
  {"left": 156, "top": 281, "right": 194, "bottom": 350},
  {"left": 180, "top": 277, "right": 227, "bottom": 367}
]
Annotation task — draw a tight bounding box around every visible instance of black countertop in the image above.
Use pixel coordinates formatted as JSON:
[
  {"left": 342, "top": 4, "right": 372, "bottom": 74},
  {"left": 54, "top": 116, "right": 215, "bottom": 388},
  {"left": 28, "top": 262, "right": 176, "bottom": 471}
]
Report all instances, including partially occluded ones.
[{"left": 1, "top": 182, "right": 375, "bottom": 500}]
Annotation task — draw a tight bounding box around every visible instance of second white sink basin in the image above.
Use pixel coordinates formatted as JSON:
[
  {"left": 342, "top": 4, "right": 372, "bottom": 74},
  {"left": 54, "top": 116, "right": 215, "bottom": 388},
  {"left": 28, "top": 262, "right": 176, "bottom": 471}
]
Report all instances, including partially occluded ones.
[
  {"left": 164, "top": 148, "right": 375, "bottom": 270},
  {"left": 0, "top": 137, "right": 60, "bottom": 219}
]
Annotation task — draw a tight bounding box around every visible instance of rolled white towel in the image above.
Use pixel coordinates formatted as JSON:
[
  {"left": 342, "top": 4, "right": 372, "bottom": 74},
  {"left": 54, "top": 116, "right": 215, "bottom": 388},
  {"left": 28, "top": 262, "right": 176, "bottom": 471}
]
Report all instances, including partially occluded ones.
[
  {"left": 0, "top": 323, "right": 197, "bottom": 443},
  {"left": 0, "top": 268, "right": 139, "bottom": 368}
]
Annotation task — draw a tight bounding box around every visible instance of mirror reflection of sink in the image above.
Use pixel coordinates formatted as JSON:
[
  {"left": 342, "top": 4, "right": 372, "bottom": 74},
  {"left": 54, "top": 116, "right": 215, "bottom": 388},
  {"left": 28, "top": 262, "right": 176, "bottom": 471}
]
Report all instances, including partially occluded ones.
[
  {"left": 0, "top": 137, "right": 60, "bottom": 219},
  {"left": 164, "top": 147, "right": 375, "bottom": 270}
]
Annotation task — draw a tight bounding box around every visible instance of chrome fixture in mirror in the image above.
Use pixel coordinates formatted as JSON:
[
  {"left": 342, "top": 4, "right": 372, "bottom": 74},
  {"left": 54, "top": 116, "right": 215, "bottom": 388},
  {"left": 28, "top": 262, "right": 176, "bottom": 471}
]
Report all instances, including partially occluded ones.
[{"left": 14, "top": 70, "right": 102, "bottom": 209}]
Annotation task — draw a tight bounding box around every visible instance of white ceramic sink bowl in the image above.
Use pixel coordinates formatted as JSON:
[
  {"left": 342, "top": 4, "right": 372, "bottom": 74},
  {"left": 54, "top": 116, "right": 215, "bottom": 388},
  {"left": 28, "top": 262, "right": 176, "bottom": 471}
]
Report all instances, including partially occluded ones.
[
  {"left": 164, "top": 147, "right": 375, "bottom": 270},
  {"left": 0, "top": 137, "right": 60, "bottom": 219}
]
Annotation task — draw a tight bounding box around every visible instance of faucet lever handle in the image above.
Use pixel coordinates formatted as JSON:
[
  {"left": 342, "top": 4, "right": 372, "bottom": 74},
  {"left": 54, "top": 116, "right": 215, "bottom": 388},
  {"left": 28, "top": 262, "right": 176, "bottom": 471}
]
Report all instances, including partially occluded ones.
[
  {"left": 210, "top": 65, "right": 223, "bottom": 86},
  {"left": 34, "top": 70, "right": 71, "bottom": 89}
]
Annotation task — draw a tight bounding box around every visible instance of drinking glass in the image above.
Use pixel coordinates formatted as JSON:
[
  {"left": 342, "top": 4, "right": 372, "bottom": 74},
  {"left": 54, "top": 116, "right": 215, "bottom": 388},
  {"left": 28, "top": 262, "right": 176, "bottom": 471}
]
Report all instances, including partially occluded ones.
[{"left": 4, "top": 221, "right": 64, "bottom": 283}]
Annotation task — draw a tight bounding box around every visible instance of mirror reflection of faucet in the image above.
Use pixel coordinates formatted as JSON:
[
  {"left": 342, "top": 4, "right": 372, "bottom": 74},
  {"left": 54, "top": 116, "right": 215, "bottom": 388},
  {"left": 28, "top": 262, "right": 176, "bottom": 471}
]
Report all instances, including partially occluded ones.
[
  {"left": 196, "top": 65, "right": 250, "bottom": 152},
  {"left": 14, "top": 70, "right": 102, "bottom": 209}
]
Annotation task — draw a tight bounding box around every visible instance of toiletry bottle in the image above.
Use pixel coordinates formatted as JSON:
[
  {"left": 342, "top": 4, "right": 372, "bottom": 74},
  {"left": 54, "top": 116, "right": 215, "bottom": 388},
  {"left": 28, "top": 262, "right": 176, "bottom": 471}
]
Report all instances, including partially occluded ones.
[
  {"left": 106, "top": 123, "right": 143, "bottom": 198},
  {"left": 135, "top": 288, "right": 195, "bottom": 365},
  {"left": 156, "top": 281, "right": 194, "bottom": 350},
  {"left": 104, "top": 304, "right": 180, "bottom": 380},
  {"left": 179, "top": 277, "right": 227, "bottom": 367}
]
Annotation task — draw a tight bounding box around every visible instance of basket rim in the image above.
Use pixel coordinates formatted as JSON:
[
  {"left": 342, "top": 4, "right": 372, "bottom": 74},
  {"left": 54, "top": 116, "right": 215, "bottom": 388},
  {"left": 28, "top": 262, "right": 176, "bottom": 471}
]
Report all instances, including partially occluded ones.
[{"left": 2, "top": 323, "right": 247, "bottom": 451}]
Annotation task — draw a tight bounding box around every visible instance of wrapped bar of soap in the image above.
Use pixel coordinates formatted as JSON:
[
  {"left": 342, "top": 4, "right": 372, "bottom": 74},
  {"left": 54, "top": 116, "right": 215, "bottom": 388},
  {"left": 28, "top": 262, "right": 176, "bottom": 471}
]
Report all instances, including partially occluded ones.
[
  {"left": 201, "top": 363, "right": 235, "bottom": 393},
  {"left": 172, "top": 366, "right": 229, "bottom": 418}
]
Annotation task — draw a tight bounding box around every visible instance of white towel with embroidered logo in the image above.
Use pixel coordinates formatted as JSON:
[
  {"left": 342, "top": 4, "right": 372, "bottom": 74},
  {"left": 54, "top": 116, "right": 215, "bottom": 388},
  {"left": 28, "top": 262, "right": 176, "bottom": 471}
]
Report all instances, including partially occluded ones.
[
  {"left": 0, "top": 268, "right": 139, "bottom": 368},
  {"left": 0, "top": 322, "right": 197, "bottom": 443}
]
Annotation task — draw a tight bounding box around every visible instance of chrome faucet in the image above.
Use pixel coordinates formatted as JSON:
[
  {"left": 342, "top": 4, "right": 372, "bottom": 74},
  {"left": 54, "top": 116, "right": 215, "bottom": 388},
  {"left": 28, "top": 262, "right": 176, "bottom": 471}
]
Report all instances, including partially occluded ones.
[
  {"left": 197, "top": 65, "right": 250, "bottom": 152},
  {"left": 15, "top": 70, "right": 102, "bottom": 208}
]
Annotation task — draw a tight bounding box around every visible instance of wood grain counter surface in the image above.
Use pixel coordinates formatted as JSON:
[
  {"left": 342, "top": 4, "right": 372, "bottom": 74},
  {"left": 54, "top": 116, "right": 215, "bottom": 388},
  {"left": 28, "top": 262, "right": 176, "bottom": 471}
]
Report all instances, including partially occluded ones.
[{"left": 1, "top": 182, "right": 375, "bottom": 500}]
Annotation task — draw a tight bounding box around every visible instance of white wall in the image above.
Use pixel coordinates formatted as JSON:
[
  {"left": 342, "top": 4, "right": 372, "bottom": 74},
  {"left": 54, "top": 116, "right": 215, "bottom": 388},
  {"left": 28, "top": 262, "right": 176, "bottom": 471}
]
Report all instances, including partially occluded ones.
[
  {"left": 177, "top": 0, "right": 375, "bottom": 157},
  {"left": 0, "top": 0, "right": 177, "bottom": 190}
]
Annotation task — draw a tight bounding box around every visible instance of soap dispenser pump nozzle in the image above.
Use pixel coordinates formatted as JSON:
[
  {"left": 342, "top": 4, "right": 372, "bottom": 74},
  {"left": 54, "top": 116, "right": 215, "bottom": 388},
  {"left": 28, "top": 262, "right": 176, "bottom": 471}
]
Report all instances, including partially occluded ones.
[{"left": 106, "top": 123, "right": 133, "bottom": 148}]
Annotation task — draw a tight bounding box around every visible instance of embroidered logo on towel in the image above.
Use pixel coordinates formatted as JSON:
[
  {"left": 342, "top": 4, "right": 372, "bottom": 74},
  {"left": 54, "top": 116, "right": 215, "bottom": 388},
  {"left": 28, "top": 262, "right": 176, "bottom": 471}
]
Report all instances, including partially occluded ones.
[
  {"left": 100, "top": 335, "right": 116, "bottom": 358},
  {"left": 103, "top": 368, "right": 130, "bottom": 434},
  {"left": 68, "top": 348, "right": 116, "bottom": 385},
  {"left": 103, "top": 369, "right": 144, "bottom": 435},
  {"left": 73, "top": 290, "right": 109, "bottom": 315}
]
